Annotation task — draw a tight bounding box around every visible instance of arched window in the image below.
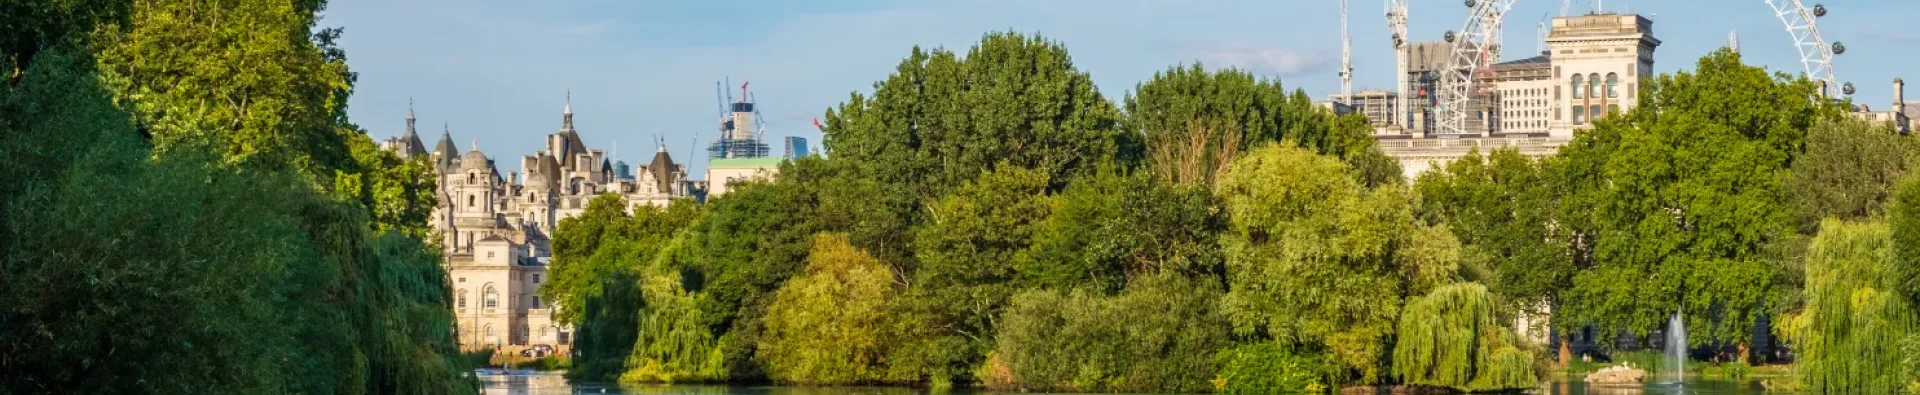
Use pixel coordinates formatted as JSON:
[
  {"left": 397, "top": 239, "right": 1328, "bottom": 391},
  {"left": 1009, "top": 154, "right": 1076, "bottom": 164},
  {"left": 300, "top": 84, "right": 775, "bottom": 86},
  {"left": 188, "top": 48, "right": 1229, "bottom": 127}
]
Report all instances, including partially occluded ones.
[
  {"left": 457, "top": 290, "right": 468, "bottom": 309},
  {"left": 1588, "top": 74, "right": 1601, "bottom": 101},
  {"left": 483, "top": 285, "right": 499, "bottom": 309},
  {"left": 467, "top": 195, "right": 475, "bottom": 207},
  {"left": 1572, "top": 74, "right": 1585, "bottom": 99},
  {"left": 1606, "top": 73, "right": 1621, "bottom": 99},
  {"left": 483, "top": 325, "right": 494, "bottom": 339},
  {"left": 468, "top": 173, "right": 476, "bottom": 184}
]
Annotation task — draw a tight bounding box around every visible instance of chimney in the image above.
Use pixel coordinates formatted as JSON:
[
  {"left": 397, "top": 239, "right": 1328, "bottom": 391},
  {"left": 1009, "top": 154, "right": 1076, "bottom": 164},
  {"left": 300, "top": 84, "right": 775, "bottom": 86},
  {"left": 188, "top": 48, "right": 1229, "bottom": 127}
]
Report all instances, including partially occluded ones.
[{"left": 1896, "top": 77, "right": 1906, "bottom": 110}]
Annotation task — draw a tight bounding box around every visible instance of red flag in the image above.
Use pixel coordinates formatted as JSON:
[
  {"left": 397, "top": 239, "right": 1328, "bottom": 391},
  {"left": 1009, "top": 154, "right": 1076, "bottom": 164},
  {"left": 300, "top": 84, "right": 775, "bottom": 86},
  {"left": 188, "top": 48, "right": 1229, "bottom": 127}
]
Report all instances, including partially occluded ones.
[{"left": 812, "top": 117, "right": 823, "bottom": 130}]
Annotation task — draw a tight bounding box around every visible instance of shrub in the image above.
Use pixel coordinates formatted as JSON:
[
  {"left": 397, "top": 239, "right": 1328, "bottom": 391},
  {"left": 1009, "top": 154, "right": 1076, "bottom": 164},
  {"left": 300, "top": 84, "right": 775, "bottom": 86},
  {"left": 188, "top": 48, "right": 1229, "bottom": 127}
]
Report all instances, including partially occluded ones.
[
  {"left": 991, "top": 274, "right": 1230, "bottom": 393},
  {"left": 1214, "top": 342, "right": 1330, "bottom": 394}
]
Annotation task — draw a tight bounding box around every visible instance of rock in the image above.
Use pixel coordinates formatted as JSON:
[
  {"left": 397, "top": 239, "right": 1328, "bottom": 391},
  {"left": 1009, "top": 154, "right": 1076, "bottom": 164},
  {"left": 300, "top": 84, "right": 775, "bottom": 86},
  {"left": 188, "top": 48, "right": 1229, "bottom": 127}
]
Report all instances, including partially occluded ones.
[{"left": 1584, "top": 365, "right": 1648, "bottom": 384}]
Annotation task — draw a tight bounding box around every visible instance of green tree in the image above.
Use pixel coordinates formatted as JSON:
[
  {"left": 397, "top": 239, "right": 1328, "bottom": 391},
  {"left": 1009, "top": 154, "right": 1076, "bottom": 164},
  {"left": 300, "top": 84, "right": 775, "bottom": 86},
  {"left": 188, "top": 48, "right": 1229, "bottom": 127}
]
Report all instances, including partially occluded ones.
[
  {"left": 1125, "top": 64, "right": 1396, "bottom": 187},
  {"left": 821, "top": 31, "right": 1126, "bottom": 206},
  {"left": 1020, "top": 163, "right": 1224, "bottom": 292},
  {"left": 990, "top": 273, "right": 1230, "bottom": 393},
  {"left": 1215, "top": 144, "right": 1459, "bottom": 383},
  {"left": 1414, "top": 148, "right": 1570, "bottom": 328},
  {"left": 92, "top": 0, "right": 357, "bottom": 179},
  {"left": 1392, "top": 283, "right": 1537, "bottom": 392},
  {"left": 1786, "top": 118, "right": 1917, "bottom": 231},
  {"left": 1557, "top": 49, "right": 1842, "bottom": 348},
  {"left": 758, "top": 233, "right": 899, "bottom": 385},
  {"left": 903, "top": 165, "right": 1053, "bottom": 381},
  {"left": 1779, "top": 220, "right": 1916, "bottom": 393}
]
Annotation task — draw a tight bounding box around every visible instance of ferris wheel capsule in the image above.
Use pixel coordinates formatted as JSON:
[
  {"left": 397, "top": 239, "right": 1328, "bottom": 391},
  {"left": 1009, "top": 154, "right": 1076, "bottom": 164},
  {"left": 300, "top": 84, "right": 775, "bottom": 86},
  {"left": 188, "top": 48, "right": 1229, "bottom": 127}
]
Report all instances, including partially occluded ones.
[
  {"left": 1813, "top": 4, "right": 1827, "bottom": 17},
  {"left": 1444, "top": 30, "right": 1458, "bottom": 43},
  {"left": 1465, "top": 0, "right": 1477, "bottom": 8},
  {"left": 1843, "top": 82, "right": 1856, "bottom": 95},
  {"left": 1832, "top": 42, "right": 1846, "bottom": 54}
]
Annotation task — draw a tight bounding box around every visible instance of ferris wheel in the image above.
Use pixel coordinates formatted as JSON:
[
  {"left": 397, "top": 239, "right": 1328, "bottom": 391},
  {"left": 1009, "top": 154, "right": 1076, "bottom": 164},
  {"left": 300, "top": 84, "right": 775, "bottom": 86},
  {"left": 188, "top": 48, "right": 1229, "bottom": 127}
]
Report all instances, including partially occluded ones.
[{"left": 1765, "top": 0, "right": 1851, "bottom": 97}]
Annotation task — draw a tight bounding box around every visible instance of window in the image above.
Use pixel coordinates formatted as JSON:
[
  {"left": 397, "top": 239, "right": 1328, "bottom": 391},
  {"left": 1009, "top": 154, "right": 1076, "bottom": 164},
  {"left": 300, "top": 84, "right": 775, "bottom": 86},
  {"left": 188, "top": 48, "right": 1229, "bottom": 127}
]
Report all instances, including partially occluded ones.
[
  {"left": 533, "top": 274, "right": 541, "bottom": 284},
  {"left": 1590, "top": 105, "right": 1605, "bottom": 120},
  {"left": 483, "top": 285, "right": 499, "bottom": 309},
  {"left": 1572, "top": 75, "right": 1584, "bottom": 99},
  {"left": 1606, "top": 73, "right": 1620, "bottom": 98},
  {"left": 487, "top": 251, "right": 494, "bottom": 258},
  {"left": 467, "top": 195, "right": 475, "bottom": 208},
  {"left": 468, "top": 173, "right": 476, "bottom": 184},
  {"left": 532, "top": 296, "right": 542, "bottom": 308},
  {"left": 458, "top": 277, "right": 466, "bottom": 283},
  {"left": 1573, "top": 106, "right": 1587, "bottom": 125},
  {"left": 1588, "top": 74, "right": 1600, "bottom": 101},
  {"left": 483, "top": 325, "right": 494, "bottom": 339},
  {"left": 457, "top": 290, "right": 468, "bottom": 309}
]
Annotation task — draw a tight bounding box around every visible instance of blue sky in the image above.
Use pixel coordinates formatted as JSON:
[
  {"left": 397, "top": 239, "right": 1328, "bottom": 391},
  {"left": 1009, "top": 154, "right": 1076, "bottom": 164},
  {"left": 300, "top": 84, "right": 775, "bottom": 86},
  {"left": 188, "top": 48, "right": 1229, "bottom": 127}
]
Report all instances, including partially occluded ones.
[{"left": 326, "top": 0, "right": 1919, "bottom": 177}]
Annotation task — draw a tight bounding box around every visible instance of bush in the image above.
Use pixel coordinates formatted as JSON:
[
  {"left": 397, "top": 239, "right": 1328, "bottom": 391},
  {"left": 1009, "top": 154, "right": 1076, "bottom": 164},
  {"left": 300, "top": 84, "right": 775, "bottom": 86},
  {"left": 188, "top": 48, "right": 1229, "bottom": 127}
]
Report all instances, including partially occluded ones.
[
  {"left": 1214, "top": 342, "right": 1330, "bottom": 394},
  {"left": 991, "top": 274, "right": 1231, "bottom": 393}
]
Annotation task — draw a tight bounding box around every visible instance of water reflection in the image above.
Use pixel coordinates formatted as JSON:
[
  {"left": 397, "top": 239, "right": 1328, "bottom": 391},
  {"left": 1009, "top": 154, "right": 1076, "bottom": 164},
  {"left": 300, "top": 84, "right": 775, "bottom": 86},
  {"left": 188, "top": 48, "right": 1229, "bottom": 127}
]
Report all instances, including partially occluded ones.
[
  {"left": 476, "top": 372, "right": 1786, "bottom": 395},
  {"left": 1544, "top": 379, "right": 1781, "bottom": 395}
]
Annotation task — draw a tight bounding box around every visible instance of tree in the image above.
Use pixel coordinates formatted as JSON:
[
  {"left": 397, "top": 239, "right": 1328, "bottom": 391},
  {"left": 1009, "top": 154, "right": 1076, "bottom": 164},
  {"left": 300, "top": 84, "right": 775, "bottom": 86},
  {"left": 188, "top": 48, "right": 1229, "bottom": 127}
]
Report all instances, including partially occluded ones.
[
  {"left": 903, "top": 165, "right": 1053, "bottom": 380},
  {"left": 1557, "top": 49, "right": 1843, "bottom": 349},
  {"left": 1125, "top": 64, "right": 1396, "bottom": 187},
  {"left": 1215, "top": 144, "right": 1459, "bottom": 383},
  {"left": 1786, "top": 118, "right": 1917, "bottom": 231},
  {"left": 1020, "top": 163, "right": 1224, "bottom": 292},
  {"left": 1414, "top": 148, "right": 1571, "bottom": 329},
  {"left": 92, "top": 0, "right": 357, "bottom": 179},
  {"left": 1778, "top": 220, "right": 1915, "bottom": 393},
  {"left": 990, "top": 273, "right": 1230, "bottom": 393},
  {"left": 1392, "top": 283, "right": 1537, "bottom": 392},
  {"left": 821, "top": 31, "right": 1126, "bottom": 201},
  {"left": 758, "top": 233, "right": 899, "bottom": 385}
]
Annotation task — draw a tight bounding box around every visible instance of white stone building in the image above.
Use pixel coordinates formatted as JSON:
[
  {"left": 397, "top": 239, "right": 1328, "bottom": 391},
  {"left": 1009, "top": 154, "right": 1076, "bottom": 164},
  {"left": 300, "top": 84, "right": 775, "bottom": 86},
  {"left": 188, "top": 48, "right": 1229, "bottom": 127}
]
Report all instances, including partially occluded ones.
[{"left": 384, "top": 97, "right": 694, "bottom": 352}]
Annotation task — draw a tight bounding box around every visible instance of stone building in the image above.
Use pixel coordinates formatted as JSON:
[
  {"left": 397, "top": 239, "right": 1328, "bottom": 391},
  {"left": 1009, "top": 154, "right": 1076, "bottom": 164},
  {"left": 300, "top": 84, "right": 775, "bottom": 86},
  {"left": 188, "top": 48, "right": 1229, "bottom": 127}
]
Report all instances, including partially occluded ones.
[
  {"left": 385, "top": 97, "right": 694, "bottom": 352},
  {"left": 1375, "top": 12, "right": 1659, "bottom": 179}
]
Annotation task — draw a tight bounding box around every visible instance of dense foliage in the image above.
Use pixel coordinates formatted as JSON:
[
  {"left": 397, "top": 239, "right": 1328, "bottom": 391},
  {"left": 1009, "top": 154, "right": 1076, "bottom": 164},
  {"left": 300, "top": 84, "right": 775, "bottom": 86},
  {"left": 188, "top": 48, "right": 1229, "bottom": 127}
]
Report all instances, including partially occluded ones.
[
  {"left": 0, "top": 0, "right": 471, "bottom": 393},
  {"left": 1779, "top": 220, "right": 1915, "bottom": 393},
  {"left": 540, "top": 32, "right": 1920, "bottom": 393},
  {"left": 1392, "top": 283, "right": 1537, "bottom": 391}
]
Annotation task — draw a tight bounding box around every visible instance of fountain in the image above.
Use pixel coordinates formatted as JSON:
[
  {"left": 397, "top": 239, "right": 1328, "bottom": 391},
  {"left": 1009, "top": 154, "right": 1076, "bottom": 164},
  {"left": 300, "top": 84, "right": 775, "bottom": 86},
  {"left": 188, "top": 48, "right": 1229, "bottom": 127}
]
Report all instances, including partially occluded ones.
[{"left": 1666, "top": 311, "right": 1687, "bottom": 384}]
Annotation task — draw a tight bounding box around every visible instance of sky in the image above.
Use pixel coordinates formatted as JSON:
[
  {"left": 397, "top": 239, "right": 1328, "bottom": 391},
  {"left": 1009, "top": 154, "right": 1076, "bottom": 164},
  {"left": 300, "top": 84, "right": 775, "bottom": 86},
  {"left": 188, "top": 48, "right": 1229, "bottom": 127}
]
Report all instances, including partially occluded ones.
[{"left": 325, "top": 0, "right": 1920, "bottom": 178}]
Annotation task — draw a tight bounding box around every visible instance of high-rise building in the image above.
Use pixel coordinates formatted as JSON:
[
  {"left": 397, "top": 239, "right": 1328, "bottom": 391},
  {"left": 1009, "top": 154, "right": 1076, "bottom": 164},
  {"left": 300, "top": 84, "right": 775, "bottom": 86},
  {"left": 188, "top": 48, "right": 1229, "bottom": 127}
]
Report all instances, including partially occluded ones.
[{"left": 784, "top": 136, "right": 809, "bottom": 159}]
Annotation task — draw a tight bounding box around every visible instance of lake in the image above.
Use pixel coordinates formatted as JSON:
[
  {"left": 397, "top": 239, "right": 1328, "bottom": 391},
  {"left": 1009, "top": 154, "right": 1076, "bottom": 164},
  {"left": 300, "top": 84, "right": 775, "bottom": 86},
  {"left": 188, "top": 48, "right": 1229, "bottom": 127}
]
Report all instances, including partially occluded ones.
[{"left": 478, "top": 371, "right": 1783, "bottom": 394}]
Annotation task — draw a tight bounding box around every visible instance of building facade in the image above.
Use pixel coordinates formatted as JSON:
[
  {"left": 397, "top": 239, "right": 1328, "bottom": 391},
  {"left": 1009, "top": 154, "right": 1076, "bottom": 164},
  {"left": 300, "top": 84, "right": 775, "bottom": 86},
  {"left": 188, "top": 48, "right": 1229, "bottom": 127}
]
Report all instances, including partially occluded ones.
[
  {"left": 385, "top": 97, "right": 694, "bottom": 352},
  {"left": 1373, "top": 13, "right": 1659, "bottom": 179}
]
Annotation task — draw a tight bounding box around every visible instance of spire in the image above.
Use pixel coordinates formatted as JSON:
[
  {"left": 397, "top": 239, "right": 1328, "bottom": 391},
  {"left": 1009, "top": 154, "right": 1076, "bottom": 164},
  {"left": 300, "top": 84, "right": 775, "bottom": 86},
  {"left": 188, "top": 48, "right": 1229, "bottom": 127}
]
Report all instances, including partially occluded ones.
[
  {"left": 1728, "top": 30, "right": 1739, "bottom": 53},
  {"left": 471, "top": 138, "right": 479, "bottom": 152},
  {"left": 562, "top": 90, "right": 575, "bottom": 130},
  {"left": 405, "top": 96, "right": 417, "bottom": 134}
]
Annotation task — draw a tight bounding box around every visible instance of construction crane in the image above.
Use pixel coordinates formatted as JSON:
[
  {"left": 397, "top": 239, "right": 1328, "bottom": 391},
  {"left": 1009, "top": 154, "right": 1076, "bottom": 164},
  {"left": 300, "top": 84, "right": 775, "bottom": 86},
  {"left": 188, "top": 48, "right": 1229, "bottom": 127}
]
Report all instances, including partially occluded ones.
[
  {"left": 1433, "top": 0, "right": 1517, "bottom": 136},
  {"left": 1340, "top": 0, "right": 1353, "bottom": 106},
  {"left": 1765, "top": 0, "right": 1848, "bottom": 97},
  {"left": 1385, "top": 0, "right": 1410, "bottom": 128}
]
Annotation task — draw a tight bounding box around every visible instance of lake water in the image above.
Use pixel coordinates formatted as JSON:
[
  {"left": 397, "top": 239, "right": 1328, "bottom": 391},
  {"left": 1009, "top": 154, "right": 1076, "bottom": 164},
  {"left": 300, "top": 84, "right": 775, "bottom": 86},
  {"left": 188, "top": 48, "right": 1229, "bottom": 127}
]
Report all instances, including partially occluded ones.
[{"left": 478, "top": 371, "right": 1783, "bottom": 394}]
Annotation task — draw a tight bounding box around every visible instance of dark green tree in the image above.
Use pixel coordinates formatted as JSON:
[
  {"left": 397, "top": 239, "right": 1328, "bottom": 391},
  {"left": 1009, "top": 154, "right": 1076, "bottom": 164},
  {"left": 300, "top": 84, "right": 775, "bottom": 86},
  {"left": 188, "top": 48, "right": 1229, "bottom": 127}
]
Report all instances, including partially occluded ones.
[{"left": 1557, "top": 49, "right": 1843, "bottom": 349}]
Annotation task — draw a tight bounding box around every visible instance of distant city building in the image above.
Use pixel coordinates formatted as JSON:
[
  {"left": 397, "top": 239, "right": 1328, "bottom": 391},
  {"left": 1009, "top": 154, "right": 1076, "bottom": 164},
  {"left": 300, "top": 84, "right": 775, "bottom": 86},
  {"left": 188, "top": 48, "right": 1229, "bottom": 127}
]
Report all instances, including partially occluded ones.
[
  {"left": 705, "top": 157, "right": 782, "bottom": 198},
  {"left": 1374, "top": 12, "right": 1660, "bottom": 178},
  {"left": 784, "top": 136, "right": 810, "bottom": 159},
  {"left": 708, "top": 83, "right": 772, "bottom": 159},
  {"left": 1851, "top": 77, "right": 1914, "bottom": 134},
  {"left": 384, "top": 95, "right": 694, "bottom": 353}
]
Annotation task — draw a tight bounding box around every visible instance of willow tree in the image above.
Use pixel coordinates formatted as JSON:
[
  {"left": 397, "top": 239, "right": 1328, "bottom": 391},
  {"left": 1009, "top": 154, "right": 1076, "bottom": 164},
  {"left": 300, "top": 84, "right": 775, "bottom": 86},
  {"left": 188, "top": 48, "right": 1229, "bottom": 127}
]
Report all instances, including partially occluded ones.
[
  {"left": 1216, "top": 144, "right": 1461, "bottom": 383},
  {"left": 1393, "top": 283, "right": 1537, "bottom": 391},
  {"left": 1780, "top": 220, "right": 1916, "bottom": 393}
]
